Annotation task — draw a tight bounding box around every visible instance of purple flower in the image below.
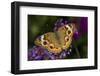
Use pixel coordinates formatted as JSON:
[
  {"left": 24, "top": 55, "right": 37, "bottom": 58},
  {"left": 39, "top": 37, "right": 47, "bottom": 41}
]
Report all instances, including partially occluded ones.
[
  {"left": 54, "top": 18, "right": 68, "bottom": 31},
  {"left": 59, "top": 51, "right": 66, "bottom": 58},
  {"left": 34, "top": 56, "right": 43, "bottom": 60},
  {"left": 73, "top": 31, "right": 79, "bottom": 39},
  {"left": 28, "top": 45, "right": 72, "bottom": 60},
  {"left": 28, "top": 18, "right": 75, "bottom": 60}
]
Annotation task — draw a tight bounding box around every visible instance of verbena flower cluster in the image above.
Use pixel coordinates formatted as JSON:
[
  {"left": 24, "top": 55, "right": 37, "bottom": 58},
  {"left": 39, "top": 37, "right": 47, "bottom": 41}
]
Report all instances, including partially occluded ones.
[{"left": 28, "top": 18, "right": 79, "bottom": 60}]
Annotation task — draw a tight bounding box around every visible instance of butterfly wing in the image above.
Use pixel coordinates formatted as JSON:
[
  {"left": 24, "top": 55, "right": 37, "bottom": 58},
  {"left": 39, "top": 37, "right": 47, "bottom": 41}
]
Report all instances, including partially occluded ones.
[
  {"left": 34, "top": 32, "right": 62, "bottom": 54},
  {"left": 57, "top": 24, "right": 73, "bottom": 50}
]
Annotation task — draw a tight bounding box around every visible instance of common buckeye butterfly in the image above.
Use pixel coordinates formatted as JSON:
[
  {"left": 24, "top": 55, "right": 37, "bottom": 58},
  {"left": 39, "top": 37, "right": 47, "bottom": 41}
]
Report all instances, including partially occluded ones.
[{"left": 34, "top": 23, "right": 74, "bottom": 54}]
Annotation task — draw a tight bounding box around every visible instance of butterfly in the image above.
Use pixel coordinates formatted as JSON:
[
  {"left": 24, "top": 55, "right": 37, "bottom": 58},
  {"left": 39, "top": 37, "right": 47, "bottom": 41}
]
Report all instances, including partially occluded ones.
[{"left": 34, "top": 23, "right": 75, "bottom": 54}]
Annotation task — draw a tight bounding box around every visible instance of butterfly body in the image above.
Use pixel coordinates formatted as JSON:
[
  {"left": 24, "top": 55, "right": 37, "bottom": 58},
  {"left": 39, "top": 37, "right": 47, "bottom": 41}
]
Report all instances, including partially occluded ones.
[{"left": 34, "top": 24, "right": 74, "bottom": 54}]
